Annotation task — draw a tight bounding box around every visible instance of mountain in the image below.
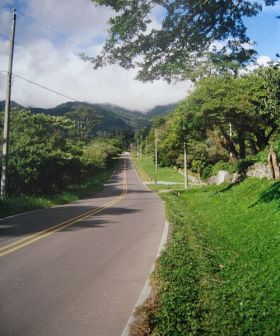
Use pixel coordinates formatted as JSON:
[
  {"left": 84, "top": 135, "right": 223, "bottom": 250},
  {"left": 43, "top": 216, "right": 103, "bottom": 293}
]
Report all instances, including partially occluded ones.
[
  {"left": 146, "top": 103, "right": 178, "bottom": 118},
  {"left": 0, "top": 101, "right": 23, "bottom": 111},
  {"left": 1, "top": 101, "right": 150, "bottom": 135},
  {"left": 0, "top": 101, "right": 179, "bottom": 134}
]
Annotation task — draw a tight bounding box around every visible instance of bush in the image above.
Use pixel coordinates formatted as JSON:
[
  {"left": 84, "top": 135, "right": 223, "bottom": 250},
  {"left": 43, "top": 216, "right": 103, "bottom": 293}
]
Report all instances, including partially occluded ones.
[
  {"left": 211, "top": 161, "right": 238, "bottom": 176},
  {"left": 202, "top": 164, "right": 213, "bottom": 179},
  {"left": 83, "top": 138, "right": 122, "bottom": 168},
  {"left": 252, "top": 149, "right": 269, "bottom": 164}
]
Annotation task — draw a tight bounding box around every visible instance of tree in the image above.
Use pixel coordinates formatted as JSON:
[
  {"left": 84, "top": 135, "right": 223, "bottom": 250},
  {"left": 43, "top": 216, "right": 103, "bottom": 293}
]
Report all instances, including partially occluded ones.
[
  {"left": 152, "top": 66, "right": 280, "bottom": 169},
  {"left": 6, "top": 110, "right": 83, "bottom": 195},
  {"left": 85, "top": 0, "right": 278, "bottom": 81},
  {"left": 65, "top": 107, "right": 101, "bottom": 142}
]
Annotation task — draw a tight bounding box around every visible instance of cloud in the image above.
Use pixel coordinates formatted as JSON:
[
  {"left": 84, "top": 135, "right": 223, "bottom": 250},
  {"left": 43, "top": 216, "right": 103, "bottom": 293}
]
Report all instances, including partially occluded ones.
[
  {"left": 0, "top": 0, "right": 192, "bottom": 111},
  {"left": 256, "top": 55, "right": 272, "bottom": 65},
  {"left": 0, "top": 38, "right": 191, "bottom": 111}
]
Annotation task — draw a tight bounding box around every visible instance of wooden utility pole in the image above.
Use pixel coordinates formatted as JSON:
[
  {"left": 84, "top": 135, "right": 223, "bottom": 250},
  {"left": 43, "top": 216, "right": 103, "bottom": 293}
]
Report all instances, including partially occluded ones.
[
  {"left": 145, "top": 138, "right": 147, "bottom": 162},
  {"left": 229, "top": 122, "right": 234, "bottom": 162},
  {"left": 140, "top": 134, "right": 143, "bottom": 158},
  {"left": 154, "top": 129, "right": 158, "bottom": 185},
  {"left": 184, "top": 140, "right": 188, "bottom": 189},
  {"left": 1, "top": 9, "right": 16, "bottom": 196},
  {"left": 182, "top": 121, "right": 188, "bottom": 189}
]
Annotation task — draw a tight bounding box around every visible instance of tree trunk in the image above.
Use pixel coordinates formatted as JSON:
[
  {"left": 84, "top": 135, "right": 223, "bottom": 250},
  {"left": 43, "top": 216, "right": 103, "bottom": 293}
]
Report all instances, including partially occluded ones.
[
  {"left": 249, "top": 139, "right": 258, "bottom": 155},
  {"left": 268, "top": 145, "right": 280, "bottom": 179},
  {"left": 255, "top": 129, "right": 269, "bottom": 152},
  {"left": 220, "top": 128, "right": 238, "bottom": 161},
  {"left": 238, "top": 130, "right": 246, "bottom": 159}
]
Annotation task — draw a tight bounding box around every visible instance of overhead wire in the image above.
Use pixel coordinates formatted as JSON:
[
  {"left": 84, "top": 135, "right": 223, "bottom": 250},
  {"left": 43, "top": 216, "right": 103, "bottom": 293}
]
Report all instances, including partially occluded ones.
[
  {"left": 13, "top": 74, "right": 79, "bottom": 102},
  {"left": 0, "top": 70, "right": 79, "bottom": 102}
]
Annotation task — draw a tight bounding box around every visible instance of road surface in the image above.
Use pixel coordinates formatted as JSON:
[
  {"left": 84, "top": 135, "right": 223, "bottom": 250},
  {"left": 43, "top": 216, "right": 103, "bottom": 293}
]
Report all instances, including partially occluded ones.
[{"left": 0, "top": 154, "right": 166, "bottom": 336}]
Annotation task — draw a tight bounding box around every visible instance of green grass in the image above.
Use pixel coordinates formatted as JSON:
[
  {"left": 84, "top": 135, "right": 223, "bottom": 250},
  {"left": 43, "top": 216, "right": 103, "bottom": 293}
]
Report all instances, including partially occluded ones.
[
  {"left": 0, "top": 165, "right": 115, "bottom": 219},
  {"left": 148, "top": 179, "right": 280, "bottom": 335},
  {"left": 132, "top": 154, "right": 184, "bottom": 191}
]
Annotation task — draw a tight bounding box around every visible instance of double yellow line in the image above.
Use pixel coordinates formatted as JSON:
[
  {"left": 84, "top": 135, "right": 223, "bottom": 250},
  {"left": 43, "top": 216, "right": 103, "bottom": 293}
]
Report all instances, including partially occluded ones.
[{"left": 0, "top": 158, "right": 128, "bottom": 258}]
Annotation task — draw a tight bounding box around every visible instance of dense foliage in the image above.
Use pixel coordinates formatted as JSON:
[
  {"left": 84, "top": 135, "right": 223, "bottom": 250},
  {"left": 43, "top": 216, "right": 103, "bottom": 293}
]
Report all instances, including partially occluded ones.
[
  {"left": 0, "top": 110, "right": 123, "bottom": 196},
  {"left": 28, "top": 101, "right": 149, "bottom": 138},
  {"left": 146, "top": 65, "right": 280, "bottom": 177},
  {"left": 87, "top": 0, "right": 278, "bottom": 81}
]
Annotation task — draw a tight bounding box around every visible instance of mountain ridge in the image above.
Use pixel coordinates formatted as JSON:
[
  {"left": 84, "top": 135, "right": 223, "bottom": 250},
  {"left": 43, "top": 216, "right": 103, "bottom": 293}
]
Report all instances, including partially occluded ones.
[{"left": 0, "top": 101, "right": 178, "bottom": 135}]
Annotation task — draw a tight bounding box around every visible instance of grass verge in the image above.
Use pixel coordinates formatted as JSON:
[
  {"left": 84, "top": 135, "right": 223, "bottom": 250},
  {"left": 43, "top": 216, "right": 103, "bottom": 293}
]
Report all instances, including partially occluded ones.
[
  {"left": 0, "top": 164, "right": 116, "bottom": 219},
  {"left": 132, "top": 154, "right": 184, "bottom": 191},
  {"left": 131, "top": 178, "right": 280, "bottom": 335}
]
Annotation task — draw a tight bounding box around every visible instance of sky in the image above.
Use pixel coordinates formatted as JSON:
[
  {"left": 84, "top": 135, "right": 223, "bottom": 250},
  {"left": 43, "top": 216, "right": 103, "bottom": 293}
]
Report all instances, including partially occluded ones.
[{"left": 0, "top": 0, "right": 279, "bottom": 112}]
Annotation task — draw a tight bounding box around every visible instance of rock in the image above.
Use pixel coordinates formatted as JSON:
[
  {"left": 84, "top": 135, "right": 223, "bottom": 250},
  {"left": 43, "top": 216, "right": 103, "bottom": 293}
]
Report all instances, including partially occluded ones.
[
  {"left": 231, "top": 172, "right": 242, "bottom": 184},
  {"left": 216, "top": 170, "right": 231, "bottom": 184},
  {"left": 207, "top": 175, "right": 217, "bottom": 185},
  {"left": 177, "top": 168, "right": 201, "bottom": 184},
  {"left": 246, "top": 163, "right": 273, "bottom": 180}
]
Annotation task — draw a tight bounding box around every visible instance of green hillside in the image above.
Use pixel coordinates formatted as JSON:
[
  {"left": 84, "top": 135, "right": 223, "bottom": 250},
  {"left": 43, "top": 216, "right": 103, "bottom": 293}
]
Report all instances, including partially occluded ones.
[
  {"left": 29, "top": 101, "right": 150, "bottom": 135},
  {"left": 146, "top": 103, "right": 178, "bottom": 118},
  {"left": 0, "top": 101, "right": 150, "bottom": 136}
]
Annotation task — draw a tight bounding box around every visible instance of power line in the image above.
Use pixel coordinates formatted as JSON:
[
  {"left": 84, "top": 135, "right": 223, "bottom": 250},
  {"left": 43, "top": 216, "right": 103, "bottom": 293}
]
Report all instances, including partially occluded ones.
[
  {"left": 0, "top": 70, "right": 79, "bottom": 102},
  {"left": 13, "top": 74, "right": 79, "bottom": 102}
]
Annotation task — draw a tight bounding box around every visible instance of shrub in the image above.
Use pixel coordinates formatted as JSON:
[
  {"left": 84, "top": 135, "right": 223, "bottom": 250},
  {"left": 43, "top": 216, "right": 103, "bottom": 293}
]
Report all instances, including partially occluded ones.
[{"left": 211, "top": 161, "right": 237, "bottom": 176}]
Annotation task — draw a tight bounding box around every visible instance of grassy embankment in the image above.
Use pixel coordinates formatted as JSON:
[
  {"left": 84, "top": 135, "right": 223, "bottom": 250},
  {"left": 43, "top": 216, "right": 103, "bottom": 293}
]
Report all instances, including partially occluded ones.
[
  {"left": 0, "top": 165, "right": 115, "bottom": 219},
  {"left": 131, "top": 155, "right": 280, "bottom": 336},
  {"left": 132, "top": 154, "right": 184, "bottom": 191}
]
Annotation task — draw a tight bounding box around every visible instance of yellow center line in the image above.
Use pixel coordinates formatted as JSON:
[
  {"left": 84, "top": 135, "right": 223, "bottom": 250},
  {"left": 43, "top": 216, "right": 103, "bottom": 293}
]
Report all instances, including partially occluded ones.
[{"left": 0, "top": 157, "right": 128, "bottom": 258}]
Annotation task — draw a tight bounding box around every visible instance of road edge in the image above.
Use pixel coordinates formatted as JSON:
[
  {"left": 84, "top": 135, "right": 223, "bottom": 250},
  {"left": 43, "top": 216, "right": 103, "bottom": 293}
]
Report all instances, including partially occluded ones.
[
  {"left": 121, "top": 154, "right": 170, "bottom": 336},
  {"left": 121, "top": 220, "right": 169, "bottom": 336}
]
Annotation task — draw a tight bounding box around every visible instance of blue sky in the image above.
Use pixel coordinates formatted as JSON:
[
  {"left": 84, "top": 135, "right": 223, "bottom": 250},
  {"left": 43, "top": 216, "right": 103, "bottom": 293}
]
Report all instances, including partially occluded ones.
[
  {"left": 245, "top": 5, "right": 280, "bottom": 58},
  {"left": 0, "top": 0, "right": 279, "bottom": 110}
]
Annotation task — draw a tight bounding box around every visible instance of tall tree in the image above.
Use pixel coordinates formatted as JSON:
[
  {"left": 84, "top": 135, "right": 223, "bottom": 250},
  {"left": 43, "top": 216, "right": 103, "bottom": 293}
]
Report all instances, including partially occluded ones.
[
  {"left": 85, "top": 0, "right": 278, "bottom": 81},
  {"left": 65, "top": 107, "right": 101, "bottom": 142}
]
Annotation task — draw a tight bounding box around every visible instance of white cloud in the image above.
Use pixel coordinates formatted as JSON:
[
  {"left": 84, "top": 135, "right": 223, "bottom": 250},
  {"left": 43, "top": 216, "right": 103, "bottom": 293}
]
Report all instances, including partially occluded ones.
[
  {"left": 0, "top": 39, "right": 191, "bottom": 111},
  {"left": 0, "top": 0, "right": 191, "bottom": 111},
  {"left": 256, "top": 55, "right": 272, "bottom": 66}
]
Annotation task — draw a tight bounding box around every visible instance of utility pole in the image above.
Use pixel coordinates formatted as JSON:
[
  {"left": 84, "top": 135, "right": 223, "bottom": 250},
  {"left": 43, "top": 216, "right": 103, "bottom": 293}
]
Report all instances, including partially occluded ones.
[
  {"left": 183, "top": 140, "right": 188, "bottom": 189},
  {"left": 140, "top": 133, "right": 143, "bottom": 158},
  {"left": 1, "top": 9, "right": 16, "bottom": 197},
  {"left": 182, "top": 122, "right": 188, "bottom": 190},
  {"left": 145, "top": 138, "right": 147, "bottom": 162},
  {"left": 229, "top": 122, "right": 234, "bottom": 162},
  {"left": 154, "top": 129, "right": 158, "bottom": 185},
  {"left": 136, "top": 138, "right": 139, "bottom": 156}
]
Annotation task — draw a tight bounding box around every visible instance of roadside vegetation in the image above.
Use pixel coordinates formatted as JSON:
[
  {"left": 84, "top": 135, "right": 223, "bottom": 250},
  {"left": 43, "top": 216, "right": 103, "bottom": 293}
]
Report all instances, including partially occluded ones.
[
  {"left": 0, "top": 109, "right": 123, "bottom": 218},
  {"left": 0, "top": 167, "right": 114, "bottom": 218},
  {"left": 134, "top": 65, "right": 280, "bottom": 182},
  {"left": 132, "top": 154, "right": 184, "bottom": 191},
  {"left": 152, "top": 179, "right": 280, "bottom": 335}
]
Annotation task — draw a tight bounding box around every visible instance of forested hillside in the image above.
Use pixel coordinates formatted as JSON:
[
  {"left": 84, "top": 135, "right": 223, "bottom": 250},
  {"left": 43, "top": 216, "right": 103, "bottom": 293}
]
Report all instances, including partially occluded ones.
[
  {"left": 20, "top": 101, "right": 149, "bottom": 136},
  {"left": 146, "top": 103, "right": 178, "bottom": 118}
]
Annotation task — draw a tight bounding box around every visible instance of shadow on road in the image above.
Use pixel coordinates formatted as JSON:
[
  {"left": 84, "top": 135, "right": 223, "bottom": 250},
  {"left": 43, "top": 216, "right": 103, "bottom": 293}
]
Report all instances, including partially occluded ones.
[{"left": 0, "top": 155, "right": 155, "bottom": 244}]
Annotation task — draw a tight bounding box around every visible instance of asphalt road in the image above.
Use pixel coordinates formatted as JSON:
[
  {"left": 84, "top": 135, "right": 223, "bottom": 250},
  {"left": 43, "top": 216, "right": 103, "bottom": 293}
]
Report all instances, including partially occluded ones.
[{"left": 0, "top": 153, "right": 166, "bottom": 336}]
